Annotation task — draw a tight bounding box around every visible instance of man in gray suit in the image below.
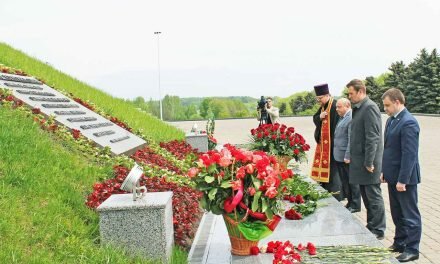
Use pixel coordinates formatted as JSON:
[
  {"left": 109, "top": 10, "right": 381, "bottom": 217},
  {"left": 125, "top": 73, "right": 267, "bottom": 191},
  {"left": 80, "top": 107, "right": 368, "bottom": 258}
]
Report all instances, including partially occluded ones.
[
  {"left": 346, "top": 79, "right": 386, "bottom": 240},
  {"left": 334, "top": 98, "right": 361, "bottom": 213}
]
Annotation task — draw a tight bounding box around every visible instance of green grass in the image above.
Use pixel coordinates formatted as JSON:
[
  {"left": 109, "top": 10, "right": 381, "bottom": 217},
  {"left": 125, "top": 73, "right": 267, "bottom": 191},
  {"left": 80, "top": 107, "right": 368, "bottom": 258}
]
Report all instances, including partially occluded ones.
[
  {"left": 0, "top": 42, "right": 184, "bottom": 142},
  {"left": 0, "top": 106, "right": 187, "bottom": 263}
]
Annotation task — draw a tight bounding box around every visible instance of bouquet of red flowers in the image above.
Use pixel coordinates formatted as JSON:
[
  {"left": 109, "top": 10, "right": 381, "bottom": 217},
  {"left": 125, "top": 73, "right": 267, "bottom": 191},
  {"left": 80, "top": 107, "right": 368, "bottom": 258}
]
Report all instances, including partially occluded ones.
[
  {"left": 248, "top": 123, "right": 310, "bottom": 162},
  {"left": 188, "top": 144, "right": 293, "bottom": 243}
]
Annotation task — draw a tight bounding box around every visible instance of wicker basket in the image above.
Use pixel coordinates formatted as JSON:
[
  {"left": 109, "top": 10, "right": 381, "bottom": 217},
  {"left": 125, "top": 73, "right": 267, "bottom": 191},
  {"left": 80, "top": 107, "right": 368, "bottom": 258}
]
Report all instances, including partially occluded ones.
[
  {"left": 276, "top": 155, "right": 292, "bottom": 170},
  {"left": 223, "top": 214, "right": 259, "bottom": 256}
]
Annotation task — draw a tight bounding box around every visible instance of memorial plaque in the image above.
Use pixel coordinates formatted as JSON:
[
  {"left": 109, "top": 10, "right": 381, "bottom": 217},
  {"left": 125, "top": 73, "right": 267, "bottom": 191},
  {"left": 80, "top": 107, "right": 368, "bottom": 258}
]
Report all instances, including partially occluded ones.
[
  {"left": 16, "top": 90, "right": 55, "bottom": 96},
  {"left": 67, "top": 117, "right": 98, "bottom": 122},
  {"left": 54, "top": 110, "right": 87, "bottom": 115},
  {"left": 0, "top": 75, "right": 42, "bottom": 85},
  {"left": 29, "top": 97, "right": 70, "bottom": 102},
  {"left": 93, "top": 130, "right": 116, "bottom": 137},
  {"left": 80, "top": 122, "right": 114, "bottom": 130},
  {"left": 3, "top": 82, "right": 43, "bottom": 90},
  {"left": 42, "top": 104, "right": 79, "bottom": 108},
  {"left": 2, "top": 72, "right": 147, "bottom": 155},
  {"left": 110, "top": 136, "right": 130, "bottom": 143}
]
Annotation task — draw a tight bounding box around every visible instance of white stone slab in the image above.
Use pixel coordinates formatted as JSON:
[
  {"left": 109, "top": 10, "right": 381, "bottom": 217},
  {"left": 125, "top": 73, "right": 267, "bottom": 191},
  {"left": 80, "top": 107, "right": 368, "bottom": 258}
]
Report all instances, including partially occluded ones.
[{"left": 0, "top": 72, "right": 146, "bottom": 155}]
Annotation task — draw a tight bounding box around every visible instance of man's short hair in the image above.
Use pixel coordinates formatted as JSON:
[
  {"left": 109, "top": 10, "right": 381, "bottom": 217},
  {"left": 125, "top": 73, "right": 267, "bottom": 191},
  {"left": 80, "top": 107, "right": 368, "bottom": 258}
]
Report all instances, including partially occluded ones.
[
  {"left": 337, "top": 97, "right": 351, "bottom": 107},
  {"left": 266, "top": 97, "right": 273, "bottom": 101},
  {"left": 346, "top": 79, "right": 366, "bottom": 93},
  {"left": 381, "top": 88, "right": 406, "bottom": 104}
]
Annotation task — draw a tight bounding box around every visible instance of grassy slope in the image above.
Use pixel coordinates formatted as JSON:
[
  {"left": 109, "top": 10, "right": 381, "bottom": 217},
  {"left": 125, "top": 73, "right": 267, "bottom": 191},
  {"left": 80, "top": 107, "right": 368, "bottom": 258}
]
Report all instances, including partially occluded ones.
[
  {"left": 0, "top": 42, "right": 184, "bottom": 142},
  {"left": 0, "top": 107, "right": 187, "bottom": 263}
]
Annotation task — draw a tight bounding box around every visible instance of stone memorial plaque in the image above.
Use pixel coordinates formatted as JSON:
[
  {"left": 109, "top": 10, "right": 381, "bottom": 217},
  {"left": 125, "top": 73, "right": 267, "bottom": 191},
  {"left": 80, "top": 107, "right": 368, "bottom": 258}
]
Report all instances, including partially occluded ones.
[
  {"left": 54, "top": 110, "right": 87, "bottom": 115},
  {"left": 29, "top": 97, "right": 70, "bottom": 102},
  {"left": 110, "top": 135, "right": 130, "bottom": 143},
  {"left": 1, "top": 72, "right": 147, "bottom": 155},
  {"left": 42, "top": 103, "right": 79, "bottom": 108},
  {"left": 4, "top": 82, "right": 43, "bottom": 90},
  {"left": 16, "top": 90, "right": 55, "bottom": 96},
  {"left": 67, "top": 117, "right": 98, "bottom": 122},
  {"left": 93, "top": 130, "right": 116, "bottom": 137},
  {"left": 0, "top": 74, "right": 42, "bottom": 85},
  {"left": 80, "top": 122, "right": 113, "bottom": 130}
]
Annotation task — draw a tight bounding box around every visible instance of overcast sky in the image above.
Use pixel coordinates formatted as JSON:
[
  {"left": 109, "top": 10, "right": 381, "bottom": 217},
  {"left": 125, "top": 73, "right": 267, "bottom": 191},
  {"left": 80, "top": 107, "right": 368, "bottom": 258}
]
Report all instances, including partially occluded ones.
[{"left": 1, "top": 0, "right": 439, "bottom": 100}]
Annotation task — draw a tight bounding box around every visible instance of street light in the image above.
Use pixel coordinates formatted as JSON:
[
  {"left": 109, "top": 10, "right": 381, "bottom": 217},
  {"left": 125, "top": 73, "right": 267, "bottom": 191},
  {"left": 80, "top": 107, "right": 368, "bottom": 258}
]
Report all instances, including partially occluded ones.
[{"left": 154, "top": 31, "right": 163, "bottom": 121}]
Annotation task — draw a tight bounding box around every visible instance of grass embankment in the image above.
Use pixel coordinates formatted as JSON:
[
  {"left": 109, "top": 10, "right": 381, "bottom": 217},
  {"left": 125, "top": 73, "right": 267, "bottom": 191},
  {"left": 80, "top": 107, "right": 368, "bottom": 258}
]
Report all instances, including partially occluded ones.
[
  {"left": 0, "top": 106, "right": 187, "bottom": 263},
  {"left": 0, "top": 42, "right": 184, "bottom": 142}
]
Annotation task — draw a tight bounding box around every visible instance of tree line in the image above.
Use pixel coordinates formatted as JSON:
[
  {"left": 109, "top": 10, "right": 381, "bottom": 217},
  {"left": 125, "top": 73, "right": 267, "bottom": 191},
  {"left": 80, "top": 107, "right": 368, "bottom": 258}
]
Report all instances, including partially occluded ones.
[{"left": 363, "top": 48, "right": 440, "bottom": 114}]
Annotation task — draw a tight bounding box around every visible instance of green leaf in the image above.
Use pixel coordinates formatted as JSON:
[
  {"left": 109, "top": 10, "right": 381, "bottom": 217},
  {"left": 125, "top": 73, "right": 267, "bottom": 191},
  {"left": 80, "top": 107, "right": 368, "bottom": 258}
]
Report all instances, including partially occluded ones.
[
  {"left": 261, "top": 198, "right": 268, "bottom": 213},
  {"left": 200, "top": 195, "right": 209, "bottom": 210},
  {"left": 220, "top": 181, "right": 232, "bottom": 188},
  {"left": 204, "top": 176, "right": 215, "bottom": 183},
  {"left": 252, "top": 191, "right": 262, "bottom": 212},
  {"left": 208, "top": 188, "right": 218, "bottom": 200},
  {"left": 208, "top": 164, "right": 218, "bottom": 173},
  {"left": 252, "top": 176, "right": 261, "bottom": 190},
  {"left": 265, "top": 208, "right": 274, "bottom": 219}
]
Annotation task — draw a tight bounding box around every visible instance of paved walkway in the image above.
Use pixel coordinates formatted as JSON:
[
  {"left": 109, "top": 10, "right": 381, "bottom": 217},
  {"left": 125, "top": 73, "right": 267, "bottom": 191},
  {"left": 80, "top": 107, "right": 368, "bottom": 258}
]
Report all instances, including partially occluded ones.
[{"left": 171, "top": 115, "right": 440, "bottom": 263}]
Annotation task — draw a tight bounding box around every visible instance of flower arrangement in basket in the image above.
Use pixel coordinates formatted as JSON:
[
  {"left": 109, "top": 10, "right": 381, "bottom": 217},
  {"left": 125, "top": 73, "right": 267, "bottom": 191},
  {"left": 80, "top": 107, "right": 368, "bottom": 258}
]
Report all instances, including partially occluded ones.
[
  {"left": 248, "top": 124, "right": 310, "bottom": 169},
  {"left": 188, "top": 144, "right": 293, "bottom": 255}
]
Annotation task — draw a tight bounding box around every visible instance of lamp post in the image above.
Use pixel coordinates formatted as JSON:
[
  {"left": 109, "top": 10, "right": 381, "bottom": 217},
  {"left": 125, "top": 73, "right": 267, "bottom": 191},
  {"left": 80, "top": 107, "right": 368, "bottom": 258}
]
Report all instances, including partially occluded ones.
[{"left": 154, "top": 31, "right": 163, "bottom": 120}]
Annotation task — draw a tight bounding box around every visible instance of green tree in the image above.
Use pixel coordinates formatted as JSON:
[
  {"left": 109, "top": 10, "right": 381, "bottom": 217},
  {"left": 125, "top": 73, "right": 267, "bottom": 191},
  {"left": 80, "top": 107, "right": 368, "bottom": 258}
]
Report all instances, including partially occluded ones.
[
  {"left": 405, "top": 49, "right": 440, "bottom": 113},
  {"left": 279, "top": 102, "right": 287, "bottom": 115},
  {"left": 365, "top": 76, "right": 385, "bottom": 110},
  {"left": 384, "top": 61, "right": 407, "bottom": 92}
]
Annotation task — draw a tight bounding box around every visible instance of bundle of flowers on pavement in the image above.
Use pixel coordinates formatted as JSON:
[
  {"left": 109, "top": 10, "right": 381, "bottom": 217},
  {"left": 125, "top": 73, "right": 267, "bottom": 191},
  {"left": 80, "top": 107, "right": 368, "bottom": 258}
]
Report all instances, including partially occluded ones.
[
  {"left": 189, "top": 144, "right": 296, "bottom": 255},
  {"left": 248, "top": 124, "right": 310, "bottom": 169},
  {"left": 283, "top": 175, "right": 331, "bottom": 220}
]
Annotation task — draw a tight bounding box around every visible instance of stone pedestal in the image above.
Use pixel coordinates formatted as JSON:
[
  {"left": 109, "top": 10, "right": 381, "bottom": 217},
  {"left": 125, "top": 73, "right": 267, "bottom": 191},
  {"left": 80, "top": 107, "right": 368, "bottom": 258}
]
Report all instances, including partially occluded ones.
[
  {"left": 185, "top": 133, "right": 208, "bottom": 152},
  {"left": 97, "top": 192, "right": 173, "bottom": 262}
]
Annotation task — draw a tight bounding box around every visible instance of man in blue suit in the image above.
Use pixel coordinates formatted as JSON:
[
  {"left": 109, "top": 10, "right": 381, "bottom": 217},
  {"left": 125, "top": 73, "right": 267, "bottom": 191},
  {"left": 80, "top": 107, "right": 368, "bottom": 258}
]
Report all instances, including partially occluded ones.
[{"left": 381, "top": 88, "right": 422, "bottom": 262}]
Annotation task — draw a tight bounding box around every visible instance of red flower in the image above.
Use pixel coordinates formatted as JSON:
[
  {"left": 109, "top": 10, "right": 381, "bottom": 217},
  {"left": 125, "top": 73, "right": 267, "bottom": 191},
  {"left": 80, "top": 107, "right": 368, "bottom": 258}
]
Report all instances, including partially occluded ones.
[
  {"left": 265, "top": 186, "right": 278, "bottom": 198},
  {"left": 245, "top": 164, "right": 254, "bottom": 174},
  {"left": 32, "top": 108, "right": 41, "bottom": 115},
  {"left": 295, "top": 194, "right": 305, "bottom": 204},
  {"left": 236, "top": 166, "right": 246, "bottom": 180},
  {"left": 187, "top": 167, "right": 199, "bottom": 178},
  {"left": 285, "top": 208, "right": 302, "bottom": 220},
  {"left": 247, "top": 187, "right": 256, "bottom": 196},
  {"left": 307, "top": 242, "right": 317, "bottom": 255},
  {"left": 250, "top": 246, "right": 260, "bottom": 255},
  {"left": 297, "top": 243, "right": 306, "bottom": 251},
  {"left": 294, "top": 149, "right": 300, "bottom": 155}
]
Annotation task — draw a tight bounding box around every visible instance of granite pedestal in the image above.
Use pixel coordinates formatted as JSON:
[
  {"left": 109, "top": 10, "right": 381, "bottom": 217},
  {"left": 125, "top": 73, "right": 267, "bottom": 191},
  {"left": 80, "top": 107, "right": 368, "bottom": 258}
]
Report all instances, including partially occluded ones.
[
  {"left": 97, "top": 192, "right": 173, "bottom": 262},
  {"left": 185, "top": 133, "right": 208, "bottom": 152}
]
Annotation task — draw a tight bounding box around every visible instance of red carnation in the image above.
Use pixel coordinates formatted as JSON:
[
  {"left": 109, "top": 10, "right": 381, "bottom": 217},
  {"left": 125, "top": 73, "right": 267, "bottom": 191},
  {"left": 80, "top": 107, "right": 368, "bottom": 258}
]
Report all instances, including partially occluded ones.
[{"left": 250, "top": 246, "right": 260, "bottom": 255}]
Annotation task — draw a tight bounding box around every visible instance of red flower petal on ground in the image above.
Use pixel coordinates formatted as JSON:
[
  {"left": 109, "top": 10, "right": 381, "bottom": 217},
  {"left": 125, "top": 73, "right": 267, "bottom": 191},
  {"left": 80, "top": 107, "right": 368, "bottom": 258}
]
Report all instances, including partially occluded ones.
[{"left": 250, "top": 246, "right": 260, "bottom": 255}]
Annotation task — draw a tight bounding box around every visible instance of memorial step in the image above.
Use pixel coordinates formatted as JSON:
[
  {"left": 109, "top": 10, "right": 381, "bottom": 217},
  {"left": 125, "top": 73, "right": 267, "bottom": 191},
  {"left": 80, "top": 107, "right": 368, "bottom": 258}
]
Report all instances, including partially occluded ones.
[
  {"left": 4, "top": 82, "right": 43, "bottom": 90},
  {"left": 30, "top": 97, "right": 70, "bottom": 102},
  {"left": 80, "top": 122, "right": 114, "bottom": 130},
  {"left": 0, "top": 75, "right": 42, "bottom": 85},
  {"left": 42, "top": 103, "right": 79, "bottom": 108},
  {"left": 67, "top": 117, "right": 98, "bottom": 122},
  {"left": 93, "top": 130, "right": 116, "bottom": 137},
  {"left": 54, "top": 110, "right": 87, "bottom": 115},
  {"left": 16, "top": 90, "right": 55, "bottom": 96}
]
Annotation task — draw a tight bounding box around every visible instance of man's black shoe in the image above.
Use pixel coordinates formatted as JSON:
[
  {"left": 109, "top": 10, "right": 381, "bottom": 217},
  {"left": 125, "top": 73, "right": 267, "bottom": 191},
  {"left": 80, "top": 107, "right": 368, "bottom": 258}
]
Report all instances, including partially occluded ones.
[
  {"left": 396, "top": 252, "right": 419, "bottom": 262},
  {"left": 348, "top": 207, "right": 361, "bottom": 213},
  {"left": 388, "top": 244, "right": 405, "bottom": 253},
  {"left": 374, "top": 232, "right": 385, "bottom": 240}
]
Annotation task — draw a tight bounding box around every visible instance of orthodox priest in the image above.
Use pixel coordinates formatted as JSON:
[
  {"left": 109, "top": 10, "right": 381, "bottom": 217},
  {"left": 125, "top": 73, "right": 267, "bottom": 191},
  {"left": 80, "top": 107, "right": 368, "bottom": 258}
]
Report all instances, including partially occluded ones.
[{"left": 310, "top": 83, "right": 343, "bottom": 200}]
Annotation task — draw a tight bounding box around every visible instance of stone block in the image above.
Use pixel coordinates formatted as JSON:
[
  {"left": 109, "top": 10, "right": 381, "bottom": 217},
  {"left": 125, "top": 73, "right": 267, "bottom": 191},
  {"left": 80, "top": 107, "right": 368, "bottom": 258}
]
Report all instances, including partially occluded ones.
[
  {"left": 97, "top": 192, "right": 173, "bottom": 262},
  {"left": 186, "top": 133, "right": 208, "bottom": 153}
]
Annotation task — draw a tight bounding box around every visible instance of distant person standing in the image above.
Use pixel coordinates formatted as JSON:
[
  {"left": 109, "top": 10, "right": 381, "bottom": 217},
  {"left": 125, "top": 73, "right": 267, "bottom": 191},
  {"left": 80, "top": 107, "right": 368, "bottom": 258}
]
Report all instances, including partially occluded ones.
[
  {"left": 311, "top": 83, "right": 342, "bottom": 200},
  {"left": 346, "top": 79, "right": 386, "bottom": 240},
  {"left": 256, "top": 96, "right": 280, "bottom": 125},
  {"left": 381, "top": 88, "right": 421, "bottom": 262},
  {"left": 333, "top": 98, "right": 361, "bottom": 213}
]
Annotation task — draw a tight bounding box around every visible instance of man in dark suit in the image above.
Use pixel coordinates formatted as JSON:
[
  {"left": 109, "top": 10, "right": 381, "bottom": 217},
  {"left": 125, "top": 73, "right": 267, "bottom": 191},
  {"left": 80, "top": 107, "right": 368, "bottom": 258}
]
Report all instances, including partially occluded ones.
[
  {"left": 346, "top": 79, "right": 386, "bottom": 240},
  {"left": 333, "top": 98, "right": 361, "bottom": 213},
  {"left": 381, "top": 88, "right": 422, "bottom": 262}
]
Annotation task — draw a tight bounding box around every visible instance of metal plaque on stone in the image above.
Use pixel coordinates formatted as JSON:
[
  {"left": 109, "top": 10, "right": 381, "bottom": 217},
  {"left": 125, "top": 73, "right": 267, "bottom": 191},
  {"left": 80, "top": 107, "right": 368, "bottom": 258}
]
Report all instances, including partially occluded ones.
[
  {"left": 67, "top": 117, "right": 97, "bottom": 122},
  {"left": 54, "top": 110, "right": 87, "bottom": 115},
  {"left": 42, "top": 103, "right": 79, "bottom": 108},
  {"left": 0, "top": 75, "right": 42, "bottom": 85},
  {"left": 1, "top": 72, "right": 147, "bottom": 155},
  {"left": 80, "top": 122, "right": 113, "bottom": 130},
  {"left": 110, "top": 136, "right": 130, "bottom": 143},
  {"left": 29, "top": 97, "right": 70, "bottom": 102},
  {"left": 16, "top": 90, "right": 55, "bottom": 96},
  {"left": 93, "top": 130, "right": 116, "bottom": 137},
  {"left": 4, "top": 82, "right": 43, "bottom": 90}
]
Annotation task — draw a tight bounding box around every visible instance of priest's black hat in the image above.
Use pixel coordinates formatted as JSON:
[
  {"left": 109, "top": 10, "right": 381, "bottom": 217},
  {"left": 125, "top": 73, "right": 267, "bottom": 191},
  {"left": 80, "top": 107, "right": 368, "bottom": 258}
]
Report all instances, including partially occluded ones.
[{"left": 314, "top": 83, "right": 329, "bottom": 96}]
